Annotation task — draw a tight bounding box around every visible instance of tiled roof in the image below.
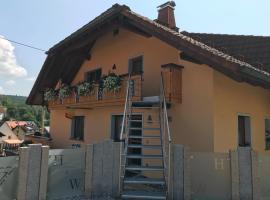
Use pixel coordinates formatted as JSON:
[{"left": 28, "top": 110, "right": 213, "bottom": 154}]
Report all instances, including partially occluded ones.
[
  {"left": 126, "top": 10, "right": 270, "bottom": 76},
  {"left": 182, "top": 32, "right": 270, "bottom": 73},
  {"left": 6, "top": 121, "right": 27, "bottom": 129},
  {"left": 27, "top": 4, "right": 270, "bottom": 105}
]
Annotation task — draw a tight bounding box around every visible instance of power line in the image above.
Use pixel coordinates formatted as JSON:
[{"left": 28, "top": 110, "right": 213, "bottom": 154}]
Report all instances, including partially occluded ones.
[{"left": 0, "top": 37, "right": 46, "bottom": 52}]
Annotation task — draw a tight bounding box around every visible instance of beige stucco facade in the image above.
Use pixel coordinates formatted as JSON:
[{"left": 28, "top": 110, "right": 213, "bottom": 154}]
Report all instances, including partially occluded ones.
[
  {"left": 213, "top": 71, "right": 270, "bottom": 153},
  {"left": 49, "top": 28, "right": 270, "bottom": 153}
]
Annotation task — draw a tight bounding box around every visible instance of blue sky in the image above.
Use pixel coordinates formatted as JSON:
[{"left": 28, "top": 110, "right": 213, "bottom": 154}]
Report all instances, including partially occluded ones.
[{"left": 0, "top": 0, "right": 269, "bottom": 96}]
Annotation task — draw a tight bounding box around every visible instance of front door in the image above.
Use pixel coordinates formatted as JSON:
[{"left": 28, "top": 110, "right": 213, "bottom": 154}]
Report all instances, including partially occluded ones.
[{"left": 111, "top": 115, "right": 123, "bottom": 142}]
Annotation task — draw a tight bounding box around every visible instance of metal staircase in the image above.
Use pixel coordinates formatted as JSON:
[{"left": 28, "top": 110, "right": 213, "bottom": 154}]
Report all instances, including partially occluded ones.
[{"left": 119, "top": 73, "right": 172, "bottom": 200}]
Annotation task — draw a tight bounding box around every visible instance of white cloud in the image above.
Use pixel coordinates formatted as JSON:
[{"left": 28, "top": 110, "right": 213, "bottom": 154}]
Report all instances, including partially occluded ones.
[
  {"left": 0, "top": 86, "right": 5, "bottom": 94},
  {"left": 0, "top": 36, "right": 27, "bottom": 77},
  {"left": 25, "top": 76, "right": 36, "bottom": 81},
  {"left": 5, "top": 80, "right": 16, "bottom": 86}
]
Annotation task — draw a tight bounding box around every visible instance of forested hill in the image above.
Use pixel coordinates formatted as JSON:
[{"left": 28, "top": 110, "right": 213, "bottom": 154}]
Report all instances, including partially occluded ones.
[
  {"left": 0, "top": 95, "right": 49, "bottom": 127},
  {"left": 0, "top": 95, "right": 27, "bottom": 105}
]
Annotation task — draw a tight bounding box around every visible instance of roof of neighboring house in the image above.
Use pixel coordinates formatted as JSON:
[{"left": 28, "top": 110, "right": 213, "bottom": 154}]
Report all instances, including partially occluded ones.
[
  {"left": 26, "top": 4, "right": 270, "bottom": 105},
  {"left": 6, "top": 121, "right": 28, "bottom": 129}
]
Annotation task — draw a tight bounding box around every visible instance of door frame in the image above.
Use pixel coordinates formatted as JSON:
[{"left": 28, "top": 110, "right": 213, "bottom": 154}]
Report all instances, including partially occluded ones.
[
  {"left": 110, "top": 112, "right": 144, "bottom": 141},
  {"left": 237, "top": 113, "right": 252, "bottom": 148}
]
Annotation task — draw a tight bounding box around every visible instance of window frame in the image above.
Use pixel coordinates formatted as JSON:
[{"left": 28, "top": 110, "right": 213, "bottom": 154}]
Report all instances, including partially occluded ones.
[
  {"left": 237, "top": 113, "right": 252, "bottom": 147},
  {"left": 128, "top": 55, "right": 144, "bottom": 75},
  {"left": 85, "top": 68, "right": 102, "bottom": 83},
  {"left": 70, "top": 116, "right": 85, "bottom": 141},
  {"left": 264, "top": 117, "right": 270, "bottom": 150}
]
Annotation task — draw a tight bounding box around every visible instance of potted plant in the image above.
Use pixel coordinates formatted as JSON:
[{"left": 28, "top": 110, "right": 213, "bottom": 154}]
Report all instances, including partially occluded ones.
[
  {"left": 77, "top": 81, "right": 94, "bottom": 96},
  {"left": 44, "top": 88, "right": 58, "bottom": 102},
  {"left": 103, "top": 72, "right": 121, "bottom": 92},
  {"left": 58, "top": 84, "right": 72, "bottom": 103}
]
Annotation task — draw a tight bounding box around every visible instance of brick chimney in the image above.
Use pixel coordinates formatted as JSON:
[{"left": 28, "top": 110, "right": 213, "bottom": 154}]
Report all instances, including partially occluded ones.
[{"left": 156, "top": 1, "right": 178, "bottom": 31}]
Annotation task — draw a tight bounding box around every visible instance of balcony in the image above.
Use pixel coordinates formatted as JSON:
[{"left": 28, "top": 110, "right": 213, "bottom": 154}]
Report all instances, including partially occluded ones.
[
  {"left": 48, "top": 64, "right": 182, "bottom": 109},
  {"left": 48, "top": 74, "right": 142, "bottom": 109}
]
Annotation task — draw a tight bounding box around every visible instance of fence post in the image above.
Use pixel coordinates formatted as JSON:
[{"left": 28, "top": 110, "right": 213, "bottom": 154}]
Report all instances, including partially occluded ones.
[
  {"left": 238, "top": 147, "right": 253, "bottom": 200},
  {"left": 183, "top": 147, "right": 191, "bottom": 200},
  {"left": 112, "top": 141, "right": 121, "bottom": 198},
  {"left": 39, "top": 146, "right": 49, "bottom": 200},
  {"left": 231, "top": 147, "right": 258, "bottom": 200},
  {"left": 85, "top": 144, "right": 94, "bottom": 198},
  {"left": 170, "top": 144, "right": 191, "bottom": 200},
  {"left": 17, "top": 147, "right": 30, "bottom": 200},
  {"left": 17, "top": 144, "right": 49, "bottom": 200},
  {"left": 230, "top": 150, "right": 240, "bottom": 200},
  {"left": 251, "top": 150, "right": 261, "bottom": 200}
]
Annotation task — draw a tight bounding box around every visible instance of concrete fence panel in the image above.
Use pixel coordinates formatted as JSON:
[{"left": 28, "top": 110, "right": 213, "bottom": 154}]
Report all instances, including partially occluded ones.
[
  {"left": 46, "top": 148, "right": 85, "bottom": 199},
  {"left": 4, "top": 142, "right": 270, "bottom": 199},
  {"left": 0, "top": 155, "right": 19, "bottom": 200},
  {"left": 257, "top": 153, "right": 270, "bottom": 200},
  {"left": 85, "top": 140, "right": 121, "bottom": 199},
  {"left": 189, "top": 152, "right": 231, "bottom": 200},
  {"left": 17, "top": 144, "right": 49, "bottom": 200}
]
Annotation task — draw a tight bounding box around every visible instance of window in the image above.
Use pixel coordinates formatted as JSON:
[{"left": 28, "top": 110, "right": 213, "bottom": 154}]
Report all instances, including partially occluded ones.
[
  {"left": 71, "top": 116, "right": 84, "bottom": 140},
  {"left": 265, "top": 119, "right": 270, "bottom": 150},
  {"left": 85, "top": 69, "right": 102, "bottom": 83},
  {"left": 129, "top": 56, "right": 143, "bottom": 75},
  {"left": 238, "top": 115, "right": 251, "bottom": 147}
]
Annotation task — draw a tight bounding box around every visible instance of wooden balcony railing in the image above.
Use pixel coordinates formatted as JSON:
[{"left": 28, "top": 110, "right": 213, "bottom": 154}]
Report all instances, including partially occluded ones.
[
  {"left": 48, "top": 74, "right": 142, "bottom": 108},
  {"left": 161, "top": 63, "right": 183, "bottom": 104}
]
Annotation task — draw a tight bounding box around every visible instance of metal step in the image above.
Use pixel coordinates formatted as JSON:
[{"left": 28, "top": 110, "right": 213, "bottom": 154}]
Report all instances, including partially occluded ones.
[
  {"left": 143, "top": 96, "right": 160, "bottom": 102},
  {"left": 132, "top": 106, "right": 160, "bottom": 109},
  {"left": 126, "top": 154, "right": 163, "bottom": 159},
  {"left": 129, "top": 135, "right": 161, "bottom": 139},
  {"left": 125, "top": 165, "right": 164, "bottom": 171},
  {"left": 129, "top": 127, "right": 142, "bottom": 130},
  {"left": 144, "top": 127, "right": 160, "bottom": 131},
  {"left": 124, "top": 177, "right": 165, "bottom": 185},
  {"left": 129, "top": 119, "right": 143, "bottom": 122},
  {"left": 121, "top": 190, "right": 166, "bottom": 199},
  {"left": 128, "top": 144, "right": 162, "bottom": 149}
]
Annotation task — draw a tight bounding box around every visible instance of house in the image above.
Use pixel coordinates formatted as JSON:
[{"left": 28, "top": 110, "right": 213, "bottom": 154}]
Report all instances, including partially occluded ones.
[
  {"left": 27, "top": 2, "right": 270, "bottom": 153},
  {"left": 0, "top": 121, "right": 21, "bottom": 142},
  {"left": 0, "top": 121, "right": 22, "bottom": 155},
  {"left": 5, "top": 120, "right": 38, "bottom": 140},
  {"left": 27, "top": 3, "right": 270, "bottom": 152},
  {"left": 26, "top": 2, "right": 270, "bottom": 198}
]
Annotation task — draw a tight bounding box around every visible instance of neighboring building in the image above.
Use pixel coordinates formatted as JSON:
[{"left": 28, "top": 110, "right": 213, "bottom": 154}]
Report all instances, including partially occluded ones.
[
  {"left": 27, "top": 3, "right": 270, "bottom": 154},
  {"left": 5, "top": 121, "right": 37, "bottom": 140},
  {"left": 0, "top": 121, "right": 22, "bottom": 155},
  {"left": 0, "top": 122, "right": 20, "bottom": 142},
  {"left": 0, "top": 106, "right": 7, "bottom": 121}
]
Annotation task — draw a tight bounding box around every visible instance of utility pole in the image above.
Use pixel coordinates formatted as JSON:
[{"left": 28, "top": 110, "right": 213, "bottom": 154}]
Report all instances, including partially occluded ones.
[{"left": 41, "top": 106, "right": 45, "bottom": 135}]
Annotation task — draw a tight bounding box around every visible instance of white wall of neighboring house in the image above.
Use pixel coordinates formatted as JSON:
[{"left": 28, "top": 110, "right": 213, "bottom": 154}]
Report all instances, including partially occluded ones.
[
  {"left": 0, "top": 113, "right": 4, "bottom": 121},
  {"left": 0, "top": 122, "right": 19, "bottom": 143}
]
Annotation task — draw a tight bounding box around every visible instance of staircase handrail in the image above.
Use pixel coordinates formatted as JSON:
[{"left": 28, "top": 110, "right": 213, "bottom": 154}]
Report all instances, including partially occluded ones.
[
  {"left": 120, "top": 73, "right": 132, "bottom": 141},
  {"left": 119, "top": 73, "right": 132, "bottom": 194},
  {"left": 160, "top": 72, "right": 172, "bottom": 143},
  {"left": 160, "top": 72, "right": 172, "bottom": 196}
]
